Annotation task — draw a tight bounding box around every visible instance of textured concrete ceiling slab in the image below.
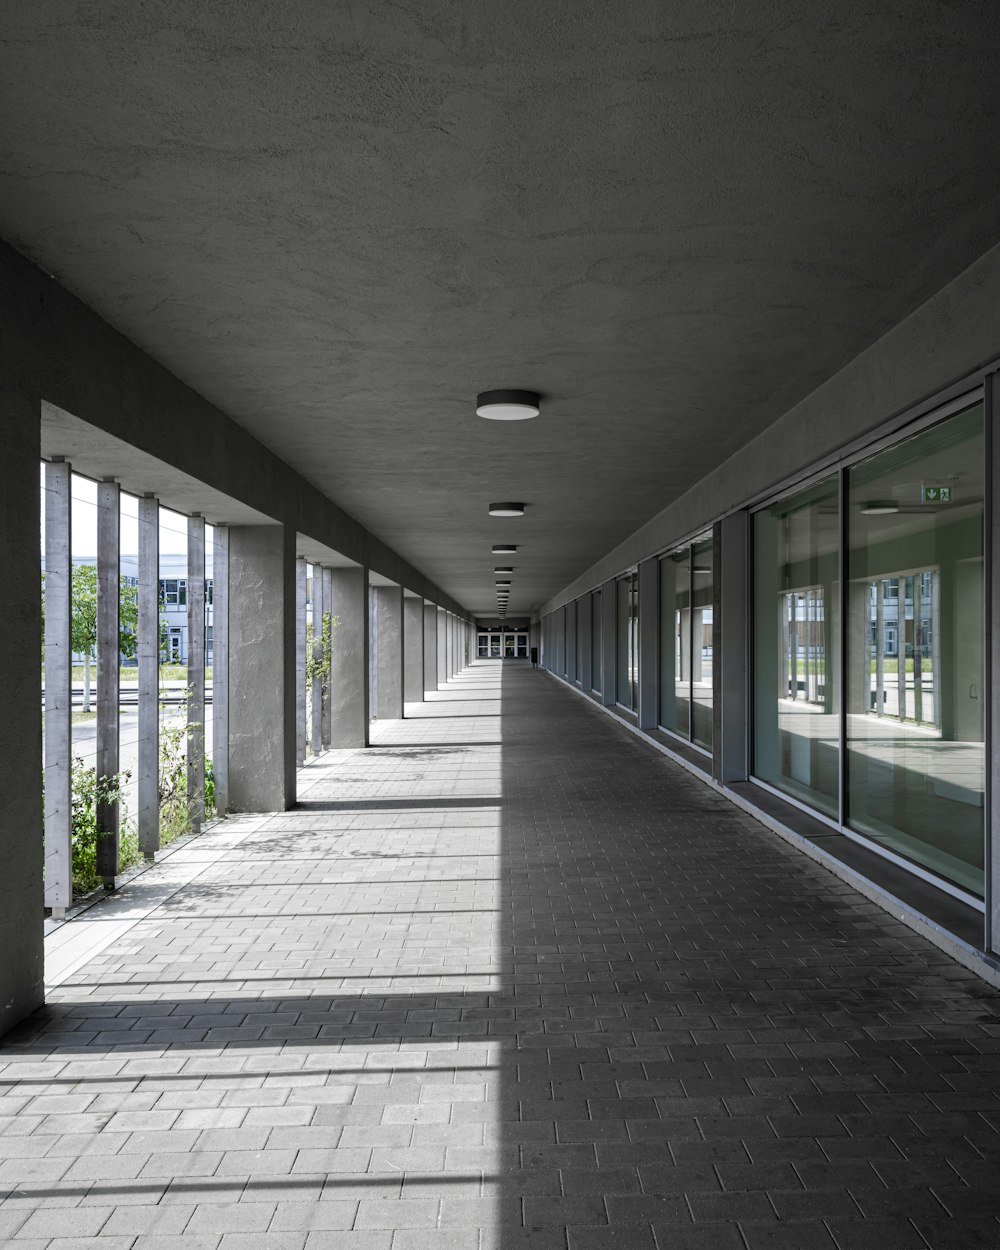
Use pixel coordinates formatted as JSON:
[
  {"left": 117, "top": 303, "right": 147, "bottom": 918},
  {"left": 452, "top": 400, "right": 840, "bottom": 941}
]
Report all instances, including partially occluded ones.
[{"left": 4, "top": 3, "right": 1000, "bottom": 615}]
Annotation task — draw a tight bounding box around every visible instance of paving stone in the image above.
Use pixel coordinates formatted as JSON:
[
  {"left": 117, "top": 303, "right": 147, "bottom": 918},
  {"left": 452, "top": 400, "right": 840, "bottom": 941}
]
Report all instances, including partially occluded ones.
[{"left": 5, "top": 666, "right": 1000, "bottom": 1249}]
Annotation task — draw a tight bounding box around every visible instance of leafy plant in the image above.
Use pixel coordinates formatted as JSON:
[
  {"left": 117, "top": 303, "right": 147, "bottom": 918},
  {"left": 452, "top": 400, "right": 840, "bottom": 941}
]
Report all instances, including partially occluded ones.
[{"left": 70, "top": 757, "right": 133, "bottom": 895}]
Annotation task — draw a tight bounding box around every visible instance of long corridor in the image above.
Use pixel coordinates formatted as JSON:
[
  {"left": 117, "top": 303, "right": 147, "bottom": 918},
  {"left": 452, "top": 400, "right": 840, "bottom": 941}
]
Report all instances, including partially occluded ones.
[{"left": 4, "top": 661, "right": 1000, "bottom": 1249}]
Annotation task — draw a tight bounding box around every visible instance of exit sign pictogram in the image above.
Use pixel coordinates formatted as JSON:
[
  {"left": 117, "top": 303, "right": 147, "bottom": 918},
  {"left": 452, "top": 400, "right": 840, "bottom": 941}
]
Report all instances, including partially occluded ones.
[{"left": 920, "top": 484, "right": 952, "bottom": 503}]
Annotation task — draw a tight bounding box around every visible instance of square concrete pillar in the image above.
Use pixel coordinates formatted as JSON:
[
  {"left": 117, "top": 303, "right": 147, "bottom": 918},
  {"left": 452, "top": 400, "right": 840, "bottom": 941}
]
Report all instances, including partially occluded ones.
[
  {"left": 404, "top": 596, "right": 424, "bottom": 703},
  {"left": 4, "top": 393, "right": 44, "bottom": 1034},
  {"left": 437, "top": 607, "right": 447, "bottom": 687},
  {"left": 566, "top": 601, "right": 577, "bottom": 683},
  {"left": 228, "top": 525, "right": 296, "bottom": 811},
  {"left": 95, "top": 478, "right": 121, "bottom": 883},
  {"left": 423, "top": 602, "right": 438, "bottom": 694},
  {"left": 716, "top": 513, "right": 749, "bottom": 784},
  {"left": 374, "top": 584, "right": 403, "bottom": 720},
  {"left": 43, "top": 458, "right": 72, "bottom": 916},
  {"left": 329, "top": 567, "right": 370, "bottom": 746}
]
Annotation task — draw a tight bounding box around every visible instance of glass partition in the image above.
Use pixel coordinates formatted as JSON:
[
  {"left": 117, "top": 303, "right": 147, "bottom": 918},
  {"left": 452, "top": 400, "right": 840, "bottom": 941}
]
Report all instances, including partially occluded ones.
[
  {"left": 591, "top": 590, "right": 602, "bottom": 692},
  {"left": 657, "top": 539, "right": 714, "bottom": 749},
  {"left": 691, "top": 538, "right": 714, "bottom": 750},
  {"left": 846, "top": 402, "right": 984, "bottom": 896},
  {"left": 753, "top": 476, "right": 840, "bottom": 818},
  {"left": 616, "top": 572, "right": 638, "bottom": 709}
]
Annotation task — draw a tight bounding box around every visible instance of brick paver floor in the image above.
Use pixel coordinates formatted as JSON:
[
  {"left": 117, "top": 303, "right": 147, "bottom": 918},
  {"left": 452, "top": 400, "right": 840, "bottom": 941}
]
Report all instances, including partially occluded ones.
[{"left": 4, "top": 660, "right": 1000, "bottom": 1249}]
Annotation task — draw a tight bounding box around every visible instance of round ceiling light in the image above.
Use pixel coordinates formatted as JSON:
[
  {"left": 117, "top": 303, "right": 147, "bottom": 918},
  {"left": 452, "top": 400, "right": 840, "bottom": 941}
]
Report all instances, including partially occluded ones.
[
  {"left": 495, "top": 580, "right": 511, "bottom": 586},
  {"left": 494, "top": 566, "right": 514, "bottom": 573},
  {"left": 476, "top": 389, "right": 540, "bottom": 421},
  {"left": 492, "top": 544, "right": 517, "bottom": 554},
  {"left": 488, "top": 502, "right": 525, "bottom": 517}
]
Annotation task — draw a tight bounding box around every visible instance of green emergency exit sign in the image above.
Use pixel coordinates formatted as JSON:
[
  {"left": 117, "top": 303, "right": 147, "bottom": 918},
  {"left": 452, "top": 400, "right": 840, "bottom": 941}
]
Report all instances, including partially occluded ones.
[{"left": 920, "top": 484, "right": 952, "bottom": 503}]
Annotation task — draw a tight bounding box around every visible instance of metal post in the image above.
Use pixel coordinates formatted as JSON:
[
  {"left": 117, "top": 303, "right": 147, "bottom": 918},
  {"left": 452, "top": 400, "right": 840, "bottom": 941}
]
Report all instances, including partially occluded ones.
[
  {"left": 187, "top": 513, "right": 205, "bottom": 833},
  {"left": 43, "top": 458, "right": 72, "bottom": 917},
  {"left": 95, "top": 478, "right": 121, "bottom": 887},
  {"left": 295, "top": 557, "right": 307, "bottom": 764},
  {"left": 213, "top": 525, "right": 230, "bottom": 815},
  {"left": 137, "top": 493, "right": 159, "bottom": 859}
]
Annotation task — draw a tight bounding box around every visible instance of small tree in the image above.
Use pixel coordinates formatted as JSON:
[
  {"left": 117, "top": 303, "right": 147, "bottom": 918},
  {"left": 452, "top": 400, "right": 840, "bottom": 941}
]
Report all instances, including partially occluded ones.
[{"left": 68, "top": 565, "right": 139, "bottom": 711}]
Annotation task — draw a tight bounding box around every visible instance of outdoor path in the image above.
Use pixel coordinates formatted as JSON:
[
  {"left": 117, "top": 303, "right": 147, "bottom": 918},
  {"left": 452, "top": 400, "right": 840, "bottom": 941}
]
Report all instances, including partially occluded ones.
[{"left": 3, "top": 661, "right": 1000, "bottom": 1249}]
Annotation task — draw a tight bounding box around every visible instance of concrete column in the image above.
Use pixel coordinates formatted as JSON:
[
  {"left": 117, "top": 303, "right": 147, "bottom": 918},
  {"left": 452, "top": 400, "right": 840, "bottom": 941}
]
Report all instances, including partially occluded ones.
[
  {"left": 374, "top": 584, "right": 404, "bottom": 720},
  {"left": 601, "top": 578, "right": 616, "bottom": 706},
  {"left": 186, "top": 514, "right": 206, "bottom": 834},
  {"left": 213, "top": 525, "right": 230, "bottom": 815},
  {"left": 329, "top": 567, "right": 369, "bottom": 747},
  {"left": 43, "top": 457, "right": 72, "bottom": 916},
  {"left": 423, "top": 602, "right": 438, "bottom": 694},
  {"left": 637, "top": 558, "right": 658, "bottom": 729},
  {"left": 228, "top": 525, "right": 296, "bottom": 811},
  {"left": 566, "top": 601, "right": 577, "bottom": 683},
  {"left": 322, "top": 566, "right": 334, "bottom": 747},
  {"left": 295, "top": 557, "right": 307, "bottom": 765},
  {"left": 137, "top": 493, "right": 159, "bottom": 858},
  {"left": 716, "top": 513, "right": 749, "bottom": 784},
  {"left": 437, "top": 607, "right": 447, "bottom": 687},
  {"left": 310, "top": 564, "right": 324, "bottom": 755},
  {"left": 403, "top": 597, "right": 424, "bottom": 704},
  {"left": 95, "top": 478, "right": 121, "bottom": 885},
  {"left": 4, "top": 392, "right": 43, "bottom": 1033}
]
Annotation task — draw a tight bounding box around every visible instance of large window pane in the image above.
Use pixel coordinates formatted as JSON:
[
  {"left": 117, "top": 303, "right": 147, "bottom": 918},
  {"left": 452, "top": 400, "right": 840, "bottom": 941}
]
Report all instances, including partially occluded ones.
[
  {"left": 846, "top": 402, "right": 985, "bottom": 896},
  {"left": 616, "top": 573, "right": 638, "bottom": 709},
  {"left": 753, "top": 476, "right": 840, "bottom": 817},
  {"left": 691, "top": 539, "right": 714, "bottom": 750},
  {"left": 658, "top": 557, "right": 677, "bottom": 730},
  {"left": 673, "top": 549, "right": 691, "bottom": 735}
]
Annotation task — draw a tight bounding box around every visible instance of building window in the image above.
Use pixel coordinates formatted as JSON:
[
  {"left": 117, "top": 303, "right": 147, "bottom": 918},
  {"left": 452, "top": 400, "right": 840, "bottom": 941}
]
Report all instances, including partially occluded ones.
[
  {"left": 616, "top": 571, "right": 638, "bottom": 711},
  {"left": 658, "top": 536, "right": 714, "bottom": 749},
  {"left": 161, "top": 578, "right": 187, "bottom": 606},
  {"left": 591, "top": 590, "right": 602, "bottom": 693}
]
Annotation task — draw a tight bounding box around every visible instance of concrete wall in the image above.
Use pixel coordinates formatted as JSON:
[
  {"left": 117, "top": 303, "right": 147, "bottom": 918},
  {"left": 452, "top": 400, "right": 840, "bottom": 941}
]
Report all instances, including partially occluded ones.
[{"left": 540, "top": 240, "right": 1000, "bottom": 613}]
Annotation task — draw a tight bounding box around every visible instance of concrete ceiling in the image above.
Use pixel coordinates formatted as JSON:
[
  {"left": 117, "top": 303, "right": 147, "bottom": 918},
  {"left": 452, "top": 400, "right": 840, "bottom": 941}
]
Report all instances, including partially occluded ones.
[{"left": 3, "top": 3, "right": 1000, "bottom": 617}]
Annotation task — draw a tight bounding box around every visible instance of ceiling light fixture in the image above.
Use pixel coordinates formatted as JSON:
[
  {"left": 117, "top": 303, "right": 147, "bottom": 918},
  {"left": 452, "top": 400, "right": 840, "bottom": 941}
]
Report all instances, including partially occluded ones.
[
  {"left": 492, "top": 544, "right": 517, "bottom": 554},
  {"left": 494, "top": 566, "right": 514, "bottom": 574},
  {"left": 476, "top": 389, "right": 540, "bottom": 421},
  {"left": 488, "top": 502, "right": 525, "bottom": 517},
  {"left": 860, "top": 500, "right": 899, "bottom": 515}
]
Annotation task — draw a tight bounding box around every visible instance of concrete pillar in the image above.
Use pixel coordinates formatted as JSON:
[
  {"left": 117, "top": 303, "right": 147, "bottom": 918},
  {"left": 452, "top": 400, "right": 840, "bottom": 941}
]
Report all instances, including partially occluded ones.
[
  {"left": 213, "top": 525, "right": 230, "bottom": 815},
  {"left": 717, "top": 513, "right": 749, "bottom": 784},
  {"left": 601, "top": 579, "right": 616, "bottom": 706},
  {"left": 186, "top": 513, "right": 206, "bottom": 834},
  {"left": 4, "top": 393, "right": 43, "bottom": 1033},
  {"left": 95, "top": 478, "right": 121, "bottom": 885},
  {"left": 310, "top": 564, "right": 324, "bottom": 756},
  {"left": 329, "top": 567, "right": 369, "bottom": 746},
  {"left": 43, "top": 457, "right": 72, "bottom": 916},
  {"left": 137, "top": 493, "right": 159, "bottom": 858},
  {"left": 295, "top": 557, "right": 307, "bottom": 765},
  {"left": 322, "top": 566, "right": 334, "bottom": 747},
  {"left": 423, "top": 602, "right": 438, "bottom": 694},
  {"left": 437, "top": 607, "right": 447, "bottom": 687},
  {"left": 374, "top": 585, "right": 404, "bottom": 719},
  {"left": 403, "top": 596, "right": 424, "bottom": 704},
  {"left": 637, "top": 559, "right": 658, "bottom": 729},
  {"left": 566, "top": 601, "right": 577, "bottom": 683},
  {"left": 228, "top": 525, "right": 296, "bottom": 811}
]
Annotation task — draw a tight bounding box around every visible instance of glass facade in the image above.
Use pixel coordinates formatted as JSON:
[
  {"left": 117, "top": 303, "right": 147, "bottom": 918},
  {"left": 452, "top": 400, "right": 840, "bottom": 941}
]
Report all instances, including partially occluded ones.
[
  {"left": 846, "top": 403, "right": 984, "bottom": 896},
  {"left": 753, "top": 475, "right": 840, "bottom": 817},
  {"left": 657, "top": 539, "right": 714, "bottom": 750},
  {"left": 548, "top": 394, "right": 988, "bottom": 909},
  {"left": 616, "top": 572, "right": 638, "bottom": 709},
  {"left": 591, "top": 590, "right": 602, "bottom": 692}
]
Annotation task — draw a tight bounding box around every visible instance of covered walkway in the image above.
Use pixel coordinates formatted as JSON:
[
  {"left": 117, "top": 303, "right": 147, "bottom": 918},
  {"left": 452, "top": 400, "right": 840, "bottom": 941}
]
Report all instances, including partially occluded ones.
[{"left": 3, "top": 661, "right": 1000, "bottom": 1249}]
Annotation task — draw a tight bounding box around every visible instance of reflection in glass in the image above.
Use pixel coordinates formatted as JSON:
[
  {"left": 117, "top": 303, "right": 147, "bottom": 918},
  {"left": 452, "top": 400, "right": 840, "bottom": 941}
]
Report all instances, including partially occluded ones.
[
  {"left": 575, "top": 601, "right": 583, "bottom": 679},
  {"left": 616, "top": 573, "right": 638, "bottom": 709},
  {"left": 691, "top": 539, "right": 714, "bottom": 750},
  {"left": 658, "top": 555, "right": 677, "bottom": 731},
  {"left": 673, "top": 548, "right": 691, "bottom": 734},
  {"left": 847, "top": 403, "right": 984, "bottom": 896},
  {"left": 753, "top": 476, "right": 840, "bottom": 817},
  {"left": 591, "top": 590, "right": 602, "bottom": 693}
]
